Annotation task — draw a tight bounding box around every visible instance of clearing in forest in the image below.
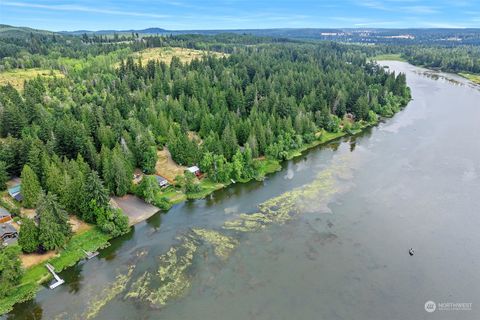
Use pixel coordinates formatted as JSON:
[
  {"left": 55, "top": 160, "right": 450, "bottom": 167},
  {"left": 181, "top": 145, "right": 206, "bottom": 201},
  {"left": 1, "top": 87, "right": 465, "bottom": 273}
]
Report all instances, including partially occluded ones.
[
  {"left": 155, "top": 147, "right": 187, "bottom": 183},
  {"left": 111, "top": 195, "right": 159, "bottom": 225},
  {"left": 0, "top": 68, "right": 64, "bottom": 90},
  {"left": 131, "top": 47, "right": 228, "bottom": 65}
]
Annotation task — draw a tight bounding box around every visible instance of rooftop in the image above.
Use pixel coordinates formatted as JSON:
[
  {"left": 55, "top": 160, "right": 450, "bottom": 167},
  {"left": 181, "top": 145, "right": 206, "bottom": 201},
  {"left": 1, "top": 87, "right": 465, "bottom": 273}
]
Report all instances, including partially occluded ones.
[
  {"left": 0, "top": 207, "right": 10, "bottom": 217},
  {"left": 187, "top": 166, "right": 200, "bottom": 173},
  {"left": 0, "top": 223, "right": 17, "bottom": 236}
]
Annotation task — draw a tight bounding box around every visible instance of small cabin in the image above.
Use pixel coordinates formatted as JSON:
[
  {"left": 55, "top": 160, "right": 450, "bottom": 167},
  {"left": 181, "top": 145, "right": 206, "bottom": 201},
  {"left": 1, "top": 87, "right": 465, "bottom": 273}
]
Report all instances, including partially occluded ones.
[
  {"left": 0, "top": 208, "right": 12, "bottom": 224},
  {"left": 8, "top": 184, "right": 22, "bottom": 202},
  {"left": 186, "top": 166, "right": 201, "bottom": 178},
  {"left": 0, "top": 223, "right": 18, "bottom": 246},
  {"left": 155, "top": 175, "right": 169, "bottom": 188}
]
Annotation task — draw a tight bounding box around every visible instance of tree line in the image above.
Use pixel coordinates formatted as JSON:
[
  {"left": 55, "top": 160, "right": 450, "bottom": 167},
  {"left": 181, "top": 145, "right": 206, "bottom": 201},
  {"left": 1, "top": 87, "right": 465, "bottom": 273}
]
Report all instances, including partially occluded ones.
[{"left": 0, "top": 35, "right": 410, "bottom": 299}]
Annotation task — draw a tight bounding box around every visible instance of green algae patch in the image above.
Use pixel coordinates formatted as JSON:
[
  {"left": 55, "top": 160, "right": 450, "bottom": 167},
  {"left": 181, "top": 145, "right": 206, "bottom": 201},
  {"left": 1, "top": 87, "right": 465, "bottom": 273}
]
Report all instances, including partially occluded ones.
[
  {"left": 223, "top": 212, "right": 272, "bottom": 232},
  {"left": 191, "top": 228, "right": 238, "bottom": 260},
  {"left": 124, "top": 271, "right": 152, "bottom": 301},
  {"left": 222, "top": 156, "right": 350, "bottom": 234},
  {"left": 126, "top": 152, "right": 357, "bottom": 311},
  {"left": 84, "top": 265, "right": 135, "bottom": 320},
  {"left": 124, "top": 236, "right": 198, "bottom": 308}
]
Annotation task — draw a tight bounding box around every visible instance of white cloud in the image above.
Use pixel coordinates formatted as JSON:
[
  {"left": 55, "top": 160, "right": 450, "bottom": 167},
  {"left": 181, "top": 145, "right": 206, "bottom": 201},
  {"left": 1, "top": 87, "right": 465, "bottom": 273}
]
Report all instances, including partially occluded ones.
[{"left": 1, "top": 1, "right": 170, "bottom": 18}]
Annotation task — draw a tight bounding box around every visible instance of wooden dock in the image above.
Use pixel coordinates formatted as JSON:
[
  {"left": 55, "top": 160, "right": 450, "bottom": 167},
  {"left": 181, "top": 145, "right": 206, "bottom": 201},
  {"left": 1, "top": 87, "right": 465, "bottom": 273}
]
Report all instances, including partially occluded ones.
[
  {"left": 82, "top": 249, "right": 99, "bottom": 260},
  {"left": 45, "top": 263, "right": 64, "bottom": 289}
]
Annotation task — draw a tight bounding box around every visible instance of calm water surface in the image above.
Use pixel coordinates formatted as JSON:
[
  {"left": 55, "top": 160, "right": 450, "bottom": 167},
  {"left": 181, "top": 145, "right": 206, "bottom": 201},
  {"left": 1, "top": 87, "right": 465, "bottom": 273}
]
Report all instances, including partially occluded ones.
[{"left": 5, "top": 62, "right": 480, "bottom": 319}]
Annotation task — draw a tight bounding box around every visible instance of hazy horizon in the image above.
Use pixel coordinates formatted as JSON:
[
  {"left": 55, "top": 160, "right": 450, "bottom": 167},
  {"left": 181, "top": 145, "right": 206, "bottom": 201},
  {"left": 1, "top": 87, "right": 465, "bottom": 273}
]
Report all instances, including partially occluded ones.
[{"left": 0, "top": 0, "right": 478, "bottom": 32}]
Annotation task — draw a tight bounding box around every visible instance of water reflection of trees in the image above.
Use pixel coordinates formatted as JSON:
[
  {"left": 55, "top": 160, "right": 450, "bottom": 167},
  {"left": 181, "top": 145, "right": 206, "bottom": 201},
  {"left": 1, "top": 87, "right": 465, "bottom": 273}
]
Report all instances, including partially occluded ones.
[
  {"left": 62, "top": 263, "right": 84, "bottom": 294},
  {"left": 146, "top": 211, "right": 162, "bottom": 230},
  {"left": 98, "top": 227, "right": 135, "bottom": 261},
  {"left": 7, "top": 299, "right": 43, "bottom": 320}
]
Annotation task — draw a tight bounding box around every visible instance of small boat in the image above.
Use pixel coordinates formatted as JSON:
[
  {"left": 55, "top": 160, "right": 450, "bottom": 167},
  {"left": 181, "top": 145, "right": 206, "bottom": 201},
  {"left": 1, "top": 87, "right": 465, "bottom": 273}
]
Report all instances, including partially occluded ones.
[{"left": 409, "top": 248, "right": 415, "bottom": 256}]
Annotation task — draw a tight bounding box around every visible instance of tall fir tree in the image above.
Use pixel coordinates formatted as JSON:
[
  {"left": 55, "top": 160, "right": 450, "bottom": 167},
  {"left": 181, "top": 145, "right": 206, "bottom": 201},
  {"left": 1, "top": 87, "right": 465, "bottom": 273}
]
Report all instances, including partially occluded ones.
[{"left": 20, "top": 164, "right": 41, "bottom": 208}]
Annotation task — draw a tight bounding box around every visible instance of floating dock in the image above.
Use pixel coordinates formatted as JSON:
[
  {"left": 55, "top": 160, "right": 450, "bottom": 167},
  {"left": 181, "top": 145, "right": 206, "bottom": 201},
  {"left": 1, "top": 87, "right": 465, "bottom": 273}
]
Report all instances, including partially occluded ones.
[
  {"left": 83, "top": 249, "right": 99, "bottom": 260},
  {"left": 45, "top": 263, "right": 64, "bottom": 289}
]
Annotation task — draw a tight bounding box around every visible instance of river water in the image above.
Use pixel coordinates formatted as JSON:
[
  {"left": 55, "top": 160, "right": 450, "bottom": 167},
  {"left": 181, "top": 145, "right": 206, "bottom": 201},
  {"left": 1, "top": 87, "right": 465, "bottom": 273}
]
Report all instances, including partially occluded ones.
[{"left": 5, "top": 61, "right": 480, "bottom": 320}]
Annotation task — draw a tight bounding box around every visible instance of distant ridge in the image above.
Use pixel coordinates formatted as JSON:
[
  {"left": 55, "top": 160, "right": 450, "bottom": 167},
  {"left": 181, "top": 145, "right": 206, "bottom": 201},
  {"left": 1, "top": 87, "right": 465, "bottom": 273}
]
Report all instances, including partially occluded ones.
[
  {"left": 60, "top": 27, "right": 169, "bottom": 35},
  {"left": 0, "top": 24, "right": 55, "bottom": 38},
  {"left": 3, "top": 24, "right": 480, "bottom": 45}
]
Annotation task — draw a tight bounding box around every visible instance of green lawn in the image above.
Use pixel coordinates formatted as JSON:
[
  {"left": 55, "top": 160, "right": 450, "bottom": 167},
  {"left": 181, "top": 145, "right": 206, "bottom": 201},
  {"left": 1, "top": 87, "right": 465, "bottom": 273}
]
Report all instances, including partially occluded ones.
[
  {"left": 158, "top": 187, "right": 187, "bottom": 204},
  {"left": 0, "top": 228, "right": 112, "bottom": 315},
  {"left": 459, "top": 72, "right": 480, "bottom": 84},
  {"left": 371, "top": 53, "right": 405, "bottom": 62},
  {"left": 255, "top": 159, "right": 282, "bottom": 178},
  {"left": 187, "top": 179, "right": 226, "bottom": 199}
]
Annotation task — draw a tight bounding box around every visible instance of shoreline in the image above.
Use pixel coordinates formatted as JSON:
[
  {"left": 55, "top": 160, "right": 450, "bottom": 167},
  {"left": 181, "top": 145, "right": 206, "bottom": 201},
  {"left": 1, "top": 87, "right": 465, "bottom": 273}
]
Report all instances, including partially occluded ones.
[
  {"left": 0, "top": 124, "right": 367, "bottom": 315},
  {"left": 1, "top": 84, "right": 407, "bottom": 315},
  {"left": 0, "top": 118, "right": 384, "bottom": 315}
]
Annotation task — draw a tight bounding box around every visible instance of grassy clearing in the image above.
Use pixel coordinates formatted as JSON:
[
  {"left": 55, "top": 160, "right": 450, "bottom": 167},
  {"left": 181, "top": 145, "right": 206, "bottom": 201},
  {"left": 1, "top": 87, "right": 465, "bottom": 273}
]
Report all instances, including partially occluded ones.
[
  {"left": 131, "top": 47, "right": 228, "bottom": 65},
  {"left": 158, "top": 188, "right": 187, "bottom": 204},
  {"left": 371, "top": 53, "right": 405, "bottom": 62},
  {"left": 255, "top": 159, "right": 282, "bottom": 178},
  {"left": 0, "top": 228, "right": 112, "bottom": 315},
  {"left": 155, "top": 148, "right": 187, "bottom": 183},
  {"left": 0, "top": 68, "right": 63, "bottom": 90},
  {"left": 187, "top": 179, "right": 226, "bottom": 199},
  {"left": 459, "top": 72, "right": 480, "bottom": 84}
]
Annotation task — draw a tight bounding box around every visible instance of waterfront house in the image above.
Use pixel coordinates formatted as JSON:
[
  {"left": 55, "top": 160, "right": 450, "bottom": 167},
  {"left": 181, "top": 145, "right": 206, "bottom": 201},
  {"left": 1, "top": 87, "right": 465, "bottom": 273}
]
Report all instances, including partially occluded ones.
[
  {"left": 155, "top": 175, "right": 169, "bottom": 188},
  {"left": 0, "top": 207, "right": 12, "bottom": 223},
  {"left": 0, "top": 223, "right": 18, "bottom": 246},
  {"left": 186, "top": 166, "right": 201, "bottom": 178},
  {"left": 8, "top": 184, "right": 22, "bottom": 201}
]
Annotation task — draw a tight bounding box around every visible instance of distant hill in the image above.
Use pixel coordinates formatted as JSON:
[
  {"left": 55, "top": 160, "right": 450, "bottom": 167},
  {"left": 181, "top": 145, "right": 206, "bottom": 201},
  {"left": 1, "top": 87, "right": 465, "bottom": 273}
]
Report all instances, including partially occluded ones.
[
  {"left": 3, "top": 24, "right": 480, "bottom": 45},
  {"left": 0, "top": 24, "right": 55, "bottom": 38},
  {"left": 61, "top": 27, "right": 169, "bottom": 35}
]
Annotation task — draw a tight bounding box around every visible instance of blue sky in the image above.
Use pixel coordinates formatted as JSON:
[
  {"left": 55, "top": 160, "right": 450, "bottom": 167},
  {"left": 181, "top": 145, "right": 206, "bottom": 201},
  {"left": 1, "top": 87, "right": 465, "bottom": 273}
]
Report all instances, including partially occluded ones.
[{"left": 0, "top": 0, "right": 479, "bottom": 31}]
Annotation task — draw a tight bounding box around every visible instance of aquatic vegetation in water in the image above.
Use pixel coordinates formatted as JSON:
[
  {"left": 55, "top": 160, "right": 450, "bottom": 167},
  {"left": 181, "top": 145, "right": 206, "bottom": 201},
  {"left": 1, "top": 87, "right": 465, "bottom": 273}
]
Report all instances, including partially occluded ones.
[
  {"left": 83, "top": 265, "right": 135, "bottom": 319},
  {"left": 125, "top": 236, "right": 198, "bottom": 307},
  {"left": 191, "top": 228, "right": 238, "bottom": 260},
  {"left": 124, "top": 154, "right": 356, "bottom": 310},
  {"left": 124, "top": 271, "right": 152, "bottom": 300},
  {"left": 222, "top": 156, "right": 350, "bottom": 233},
  {"left": 223, "top": 213, "right": 272, "bottom": 232}
]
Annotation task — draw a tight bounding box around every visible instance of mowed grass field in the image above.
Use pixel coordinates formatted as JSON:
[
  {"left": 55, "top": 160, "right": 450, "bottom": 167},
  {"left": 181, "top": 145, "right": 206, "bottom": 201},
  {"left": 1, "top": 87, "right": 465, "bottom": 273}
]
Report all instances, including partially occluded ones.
[
  {"left": 131, "top": 47, "right": 228, "bottom": 65},
  {"left": 371, "top": 53, "right": 406, "bottom": 61},
  {"left": 459, "top": 72, "right": 480, "bottom": 84},
  {"left": 0, "top": 68, "right": 63, "bottom": 90}
]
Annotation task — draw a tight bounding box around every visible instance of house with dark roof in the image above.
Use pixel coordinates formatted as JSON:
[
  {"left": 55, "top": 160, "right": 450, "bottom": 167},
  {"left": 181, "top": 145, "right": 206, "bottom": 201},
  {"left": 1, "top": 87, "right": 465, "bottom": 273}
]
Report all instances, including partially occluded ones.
[
  {"left": 8, "top": 184, "right": 22, "bottom": 201},
  {"left": 0, "top": 207, "right": 12, "bottom": 223},
  {"left": 155, "top": 175, "right": 169, "bottom": 188},
  {"left": 0, "top": 223, "right": 18, "bottom": 246}
]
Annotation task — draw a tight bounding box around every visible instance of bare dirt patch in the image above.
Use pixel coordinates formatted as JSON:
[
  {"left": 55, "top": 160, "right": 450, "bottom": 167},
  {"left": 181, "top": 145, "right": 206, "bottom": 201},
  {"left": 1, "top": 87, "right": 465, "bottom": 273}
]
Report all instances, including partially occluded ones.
[
  {"left": 21, "top": 251, "right": 58, "bottom": 269},
  {"left": 6, "top": 177, "right": 21, "bottom": 188},
  {"left": 69, "top": 215, "right": 92, "bottom": 233},
  {"left": 188, "top": 131, "right": 203, "bottom": 145},
  {"left": 20, "top": 208, "right": 35, "bottom": 219},
  {"left": 156, "top": 148, "right": 187, "bottom": 183}
]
